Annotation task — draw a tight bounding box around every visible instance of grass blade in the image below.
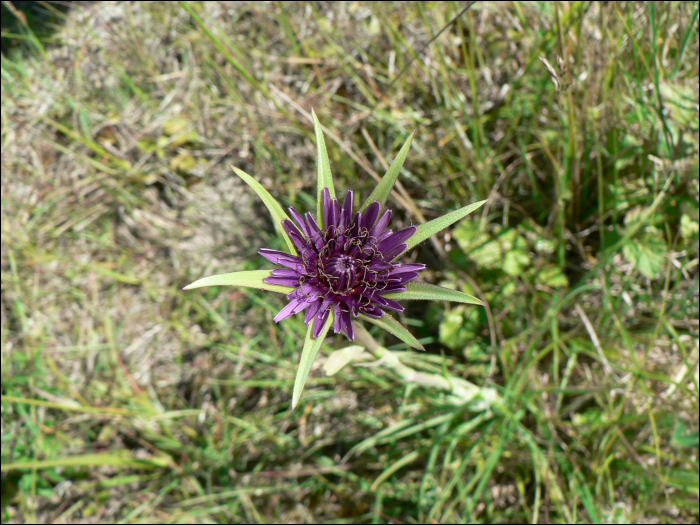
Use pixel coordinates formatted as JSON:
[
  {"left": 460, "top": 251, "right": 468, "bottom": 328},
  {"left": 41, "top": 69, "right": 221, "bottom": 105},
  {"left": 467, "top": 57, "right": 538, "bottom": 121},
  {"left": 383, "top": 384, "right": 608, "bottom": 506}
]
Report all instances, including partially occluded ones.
[
  {"left": 1, "top": 451, "right": 173, "bottom": 472},
  {"left": 370, "top": 450, "right": 420, "bottom": 491}
]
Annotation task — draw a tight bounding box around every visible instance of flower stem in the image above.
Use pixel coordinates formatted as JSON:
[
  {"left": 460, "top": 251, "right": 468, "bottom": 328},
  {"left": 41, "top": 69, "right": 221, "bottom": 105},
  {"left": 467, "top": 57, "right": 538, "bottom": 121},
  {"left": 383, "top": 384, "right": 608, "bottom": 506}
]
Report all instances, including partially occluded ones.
[{"left": 354, "top": 325, "right": 490, "bottom": 403}]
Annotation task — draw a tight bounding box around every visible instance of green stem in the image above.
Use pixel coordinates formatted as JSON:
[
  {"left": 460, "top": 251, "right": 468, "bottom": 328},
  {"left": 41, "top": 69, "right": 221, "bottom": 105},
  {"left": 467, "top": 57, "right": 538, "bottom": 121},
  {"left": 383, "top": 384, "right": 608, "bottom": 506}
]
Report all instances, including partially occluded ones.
[{"left": 354, "top": 325, "right": 488, "bottom": 403}]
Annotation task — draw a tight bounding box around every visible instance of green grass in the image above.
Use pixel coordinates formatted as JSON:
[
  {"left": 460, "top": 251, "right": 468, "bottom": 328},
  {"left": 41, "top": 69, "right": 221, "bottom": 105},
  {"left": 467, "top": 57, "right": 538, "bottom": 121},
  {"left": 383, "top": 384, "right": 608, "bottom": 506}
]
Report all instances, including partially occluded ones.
[{"left": 1, "top": 1, "right": 698, "bottom": 523}]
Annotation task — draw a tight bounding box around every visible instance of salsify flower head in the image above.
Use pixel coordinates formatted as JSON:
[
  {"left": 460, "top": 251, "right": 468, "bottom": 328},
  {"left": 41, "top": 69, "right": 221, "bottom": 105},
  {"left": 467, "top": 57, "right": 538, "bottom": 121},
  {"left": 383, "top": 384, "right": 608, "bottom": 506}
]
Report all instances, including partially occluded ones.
[
  {"left": 184, "top": 110, "right": 486, "bottom": 408},
  {"left": 261, "top": 187, "right": 425, "bottom": 342}
]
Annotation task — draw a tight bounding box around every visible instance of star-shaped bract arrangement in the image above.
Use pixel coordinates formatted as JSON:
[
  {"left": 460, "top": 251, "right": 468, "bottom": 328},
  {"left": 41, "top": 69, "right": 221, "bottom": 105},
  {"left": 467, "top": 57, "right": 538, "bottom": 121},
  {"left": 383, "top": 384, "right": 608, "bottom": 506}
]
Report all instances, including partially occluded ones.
[{"left": 185, "top": 111, "right": 486, "bottom": 408}]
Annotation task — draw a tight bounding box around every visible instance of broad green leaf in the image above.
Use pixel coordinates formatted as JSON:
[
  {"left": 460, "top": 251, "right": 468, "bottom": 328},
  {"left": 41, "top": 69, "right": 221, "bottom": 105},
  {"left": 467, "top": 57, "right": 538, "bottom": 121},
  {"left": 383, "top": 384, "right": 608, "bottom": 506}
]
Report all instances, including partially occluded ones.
[
  {"left": 399, "top": 200, "right": 487, "bottom": 258},
  {"left": 360, "top": 131, "right": 415, "bottom": 213},
  {"left": 622, "top": 229, "right": 666, "bottom": 279},
  {"left": 292, "top": 310, "right": 334, "bottom": 409},
  {"left": 680, "top": 214, "right": 699, "bottom": 241},
  {"left": 323, "top": 345, "right": 367, "bottom": 376},
  {"left": 502, "top": 249, "right": 530, "bottom": 276},
  {"left": 439, "top": 305, "right": 479, "bottom": 350},
  {"left": 231, "top": 166, "right": 297, "bottom": 255},
  {"left": 536, "top": 265, "right": 569, "bottom": 288},
  {"left": 183, "top": 270, "right": 294, "bottom": 294},
  {"left": 312, "top": 109, "right": 335, "bottom": 226},
  {"left": 358, "top": 312, "right": 424, "bottom": 350},
  {"left": 383, "top": 281, "right": 482, "bottom": 305}
]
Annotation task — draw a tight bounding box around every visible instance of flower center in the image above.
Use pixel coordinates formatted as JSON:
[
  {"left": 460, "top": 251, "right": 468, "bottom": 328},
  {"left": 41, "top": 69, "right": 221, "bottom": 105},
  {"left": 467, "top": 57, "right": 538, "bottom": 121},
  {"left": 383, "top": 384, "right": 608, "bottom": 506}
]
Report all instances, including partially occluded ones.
[
  {"left": 322, "top": 253, "right": 362, "bottom": 294},
  {"left": 335, "top": 255, "right": 355, "bottom": 271}
]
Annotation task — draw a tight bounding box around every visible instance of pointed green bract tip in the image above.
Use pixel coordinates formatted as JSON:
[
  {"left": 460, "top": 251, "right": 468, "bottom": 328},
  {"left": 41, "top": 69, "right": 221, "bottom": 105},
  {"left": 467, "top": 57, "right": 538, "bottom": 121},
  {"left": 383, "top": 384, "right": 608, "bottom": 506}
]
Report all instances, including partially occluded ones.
[
  {"left": 360, "top": 130, "right": 416, "bottom": 213},
  {"left": 312, "top": 110, "right": 336, "bottom": 227},
  {"left": 230, "top": 165, "right": 298, "bottom": 256},
  {"left": 399, "top": 199, "right": 487, "bottom": 257}
]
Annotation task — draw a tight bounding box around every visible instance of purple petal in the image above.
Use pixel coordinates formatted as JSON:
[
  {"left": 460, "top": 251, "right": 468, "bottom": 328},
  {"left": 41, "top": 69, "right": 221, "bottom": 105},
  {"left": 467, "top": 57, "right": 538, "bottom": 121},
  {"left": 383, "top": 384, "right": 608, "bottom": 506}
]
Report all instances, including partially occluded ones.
[
  {"left": 264, "top": 275, "right": 301, "bottom": 286},
  {"left": 339, "top": 209, "right": 349, "bottom": 232},
  {"left": 338, "top": 295, "right": 359, "bottom": 315},
  {"left": 282, "top": 218, "right": 303, "bottom": 239},
  {"left": 329, "top": 198, "right": 341, "bottom": 228},
  {"left": 361, "top": 202, "right": 380, "bottom": 231},
  {"left": 379, "top": 284, "right": 407, "bottom": 293},
  {"left": 392, "top": 271, "right": 420, "bottom": 284},
  {"left": 297, "top": 282, "right": 322, "bottom": 299},
  {"left": 341, "top": 191, "right": 353, "bottom": 223},
  {"left": 274, "top": 298, "right": 311, "bottom": 322},
  {"left": 377, "top": 226, "right": 417, "bottom": 255},
  {"left": 322, "top": 187, "right": 332, "bottom": 229},
  {"left": 349, "top": 211, "right": 362, "bottom": 237},
  {"left": 346, "top": 245, "right": 361, "bottom": 259},
  {"left": 341, "top": 310, "right": 354, "bottom": 340},
  {"left": 372, "top": 296, "right": 404, "bottom": 312},
  {"left": 286, "top": 227, "right": 309, "bottom": 252},
  {"left": 313, "top": 306, "right": 331, "bottom": 337},
  {"left": 359, "top": 304, "right": 384, "bottom": 318},
  {"left": 305, "top": 212, "right": 321, "bottom": 236},
  {"left": 271, "top": 268, "right": 302, "bottom": 277},
  {"left": 375, "top": 230, "right": 393, "bottom": 243},
  {"left": 300, "top": 245, "right": 319, "bottom": 266},
  {"left": 312, "top": 231, "right": 326, "bottom": 251},
  {"left": 368, "top": 260, "right": 393, "bottom": 272},
  {"left": 336, "top": 271, "right": 349, "bottom": 292},
  {"left": 259, "top": 249, "right": 304, "bottom": 270},
  {"left": 305, "top": 299, "right": 322, "bottom": 323},
  {"left": 369, "top": 210, "right": 392, "bottom": 238},
  {"left": 333, "top": 306, "right": 342, "bottom": 333},
  {"left": 381, "top": 243, "right": 409, "bottom": 261},
  {"left": 288, "top": 206, "right": 310, "bottom": 238},
  {"left": 390, "top": 263, "right": 426, "bottom": 274}
]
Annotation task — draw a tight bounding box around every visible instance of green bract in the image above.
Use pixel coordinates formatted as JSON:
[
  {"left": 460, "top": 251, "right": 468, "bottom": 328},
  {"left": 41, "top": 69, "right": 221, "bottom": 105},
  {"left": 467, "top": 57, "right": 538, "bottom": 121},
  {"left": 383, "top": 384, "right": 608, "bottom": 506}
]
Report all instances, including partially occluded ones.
[{"left": 184, "top": 111, "right": 486, "bottom": 408}]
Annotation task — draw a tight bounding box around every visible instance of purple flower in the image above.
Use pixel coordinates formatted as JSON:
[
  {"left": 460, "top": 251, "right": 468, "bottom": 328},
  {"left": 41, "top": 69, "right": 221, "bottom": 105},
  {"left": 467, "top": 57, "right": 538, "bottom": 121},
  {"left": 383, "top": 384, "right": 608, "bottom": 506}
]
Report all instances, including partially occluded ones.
[
  {"left": 184, "top": 111, "right": 486, "bottom": 408},
  {"left": 260, "top": 188, "right": 425, "bottom": 341}
]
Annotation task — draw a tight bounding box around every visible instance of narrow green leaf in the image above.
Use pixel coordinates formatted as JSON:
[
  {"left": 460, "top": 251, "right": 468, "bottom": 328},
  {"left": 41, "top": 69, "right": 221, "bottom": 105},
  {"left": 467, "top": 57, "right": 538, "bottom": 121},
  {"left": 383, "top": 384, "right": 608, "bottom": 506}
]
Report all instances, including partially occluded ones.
[
  {"left": 360, "top": 131, "right": 415, "bottom": 213},
  {"left": 292, "top": 310, "right": 334, "bottom": 409},
  {"left": 370, "top": 450, "right": 420, "bottom": 491},
  {"left": 1, "top": 451, "right": 173, "bottom": 472},
  {"left": 312, "top": 109, "right": 336, "bottom": 226},
  {"left": 1, "top": 395, "right": 137, "bottom": 416},
  {"left": 399, "top": 200, "right": 487, "bottom": 258},
  {"left": 183, "top": 270, "right": 294, "bottom": 294},
  {"left": 574, "top": 472, "right": 600, "bottom": 523},
  {"left": 358, "top": 312, "right": 424, "bottom": 350},
  {"left": 231, "top": 166, "right": 297, "bottom": 255},
  {"left": 383, "top": 281, "right": 482, "bottom": 305}
]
